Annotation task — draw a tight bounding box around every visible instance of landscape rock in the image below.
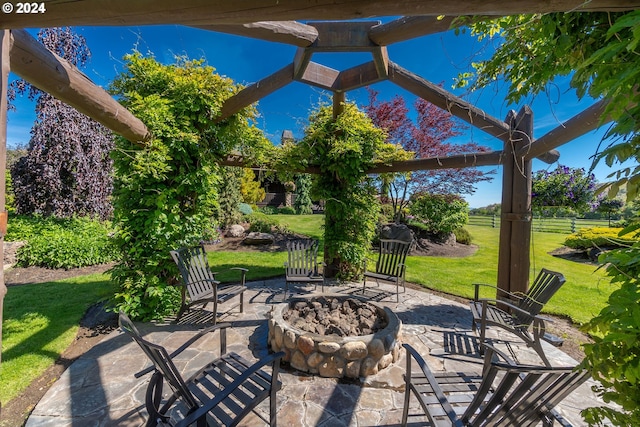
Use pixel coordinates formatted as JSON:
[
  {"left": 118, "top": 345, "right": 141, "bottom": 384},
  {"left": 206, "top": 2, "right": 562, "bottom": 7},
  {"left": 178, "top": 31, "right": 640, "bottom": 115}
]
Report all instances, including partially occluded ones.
[
  {"left": 243, "top": 232, "right": 275, "bottom": 245},
  {"left": 226, "top": 224, "right": 245, "bottom": 237},
  {"left": 379, "top": 223, "right": 414, "bottom": 243}
]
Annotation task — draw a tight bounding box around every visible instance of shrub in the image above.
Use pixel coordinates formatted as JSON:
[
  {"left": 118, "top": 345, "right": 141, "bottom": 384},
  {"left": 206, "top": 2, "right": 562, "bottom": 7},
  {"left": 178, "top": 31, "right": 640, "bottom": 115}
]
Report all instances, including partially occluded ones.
[
  {"left": 564, "top": 227, "right": 638, "bottom": 250},
  {"left": 580, "top": 228, "right": 640, "bottom": 426},
  {"left": 277, "top": 206, "right": 296, "bottom": 215},
  {"left": 9, "top": 215, "right": 118, "bottom": 269},
  {"left": 259, "top": 206, "right": 277, "bottom": 215},
  {"left": 247, "top": 212, "right": 278, "bottom": 233},
  {"left": 454, "top": 227, "right": 473, "bottom": 245},
  {"left": 294, "top": 174, "right": 313, "bottom": 214},
  {"left": 238, "top": 203, "right": 253, "bottom": 215},
  {"left": 409, "top": 193, "right": 469, "bottom": 236}
]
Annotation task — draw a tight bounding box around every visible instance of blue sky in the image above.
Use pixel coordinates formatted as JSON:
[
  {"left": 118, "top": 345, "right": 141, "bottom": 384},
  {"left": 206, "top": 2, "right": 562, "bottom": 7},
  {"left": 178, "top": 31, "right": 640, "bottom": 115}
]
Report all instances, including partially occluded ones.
[{"left": 7, "top": 24, "right": 615, "bottom": 208}]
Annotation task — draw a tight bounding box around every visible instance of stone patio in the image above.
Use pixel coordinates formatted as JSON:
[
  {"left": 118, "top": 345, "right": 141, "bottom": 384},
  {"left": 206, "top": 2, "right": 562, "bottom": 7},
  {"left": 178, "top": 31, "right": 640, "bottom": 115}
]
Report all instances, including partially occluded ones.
[{"left": 26, "top": 278, "right": 608, "bottom": 426}]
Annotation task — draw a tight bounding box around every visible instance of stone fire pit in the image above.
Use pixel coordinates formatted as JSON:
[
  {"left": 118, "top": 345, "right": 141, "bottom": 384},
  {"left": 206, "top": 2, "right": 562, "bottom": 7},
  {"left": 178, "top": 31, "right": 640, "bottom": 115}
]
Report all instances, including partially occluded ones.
[{"left": 268, "top": 294, "right": 402, "bottom": 379}]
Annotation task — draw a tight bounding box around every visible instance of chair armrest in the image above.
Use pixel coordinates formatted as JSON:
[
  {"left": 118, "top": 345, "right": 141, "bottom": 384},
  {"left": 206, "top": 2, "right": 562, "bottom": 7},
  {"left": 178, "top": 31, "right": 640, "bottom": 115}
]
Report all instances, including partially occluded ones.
[
  {"left": 174, "top": 351, "right": 286, "bottom": 427},
  {"left": 211, "top": 267, "right": 248, "bottom": 285},
  {"left": 170, "top": 278, "right": 220, "bottom": 288},
  {"left": 478, "top": 299, "right": 548, "bottom": 334},
  {"left": 402, "top": 343, "right": 459, "bottom": 426},
  {"left": 472, "top": 283, "right": 522, "bottom": 303},
  {"left": 134, "top": 322, "right": 232, "bottom": 378}
]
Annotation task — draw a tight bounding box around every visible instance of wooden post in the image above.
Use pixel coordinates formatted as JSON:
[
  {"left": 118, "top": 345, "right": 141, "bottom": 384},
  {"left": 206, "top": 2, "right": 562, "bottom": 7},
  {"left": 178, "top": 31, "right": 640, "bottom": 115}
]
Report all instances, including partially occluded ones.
[
  {"left": 0, "top": 30, "right": 11, "bottom": 366},
  {"left": 333, "top": 91, "right": 345, "bottom": 119},
  {"left": 497, "top": 106, "right": 533, "bottom": 295}
]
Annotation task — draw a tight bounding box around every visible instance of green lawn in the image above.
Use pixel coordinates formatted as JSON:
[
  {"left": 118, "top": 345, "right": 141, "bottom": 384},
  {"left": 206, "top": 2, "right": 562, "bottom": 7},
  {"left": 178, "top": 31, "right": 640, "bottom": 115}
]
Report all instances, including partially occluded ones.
[{"left": 0, "top": 273, "right": 117, "bottom": 403}]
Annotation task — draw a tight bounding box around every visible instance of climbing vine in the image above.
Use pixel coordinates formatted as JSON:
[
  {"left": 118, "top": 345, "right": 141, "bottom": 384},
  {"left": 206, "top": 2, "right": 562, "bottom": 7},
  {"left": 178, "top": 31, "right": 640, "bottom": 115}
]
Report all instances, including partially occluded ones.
[
  {"left": 109, "top": 53, "right": 269, "bottom": 320},
  {"left": 278, "top": 103, "right": 410, "bottom": 279}
]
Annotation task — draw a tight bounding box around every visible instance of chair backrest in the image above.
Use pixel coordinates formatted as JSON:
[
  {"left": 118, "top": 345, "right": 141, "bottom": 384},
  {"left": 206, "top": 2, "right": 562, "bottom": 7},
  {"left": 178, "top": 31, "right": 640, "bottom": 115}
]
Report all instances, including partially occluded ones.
[
  {"left": 463, "top": 349, "right": 590, "bottom": 427},
  {"left": 170, "top": 244, "right": 216, "bottom": 301},
  {"left": 375, "top": 239, "right": 410, "bottom": 276},
  {"left": 286, "top": 239, "right": 319, "bottom": 277},
  {"left": 514, "top": 268, "right": 566, "bottom": 325},
  {"left": 118, "top": 312, "right": 200, "bottom": 409}
]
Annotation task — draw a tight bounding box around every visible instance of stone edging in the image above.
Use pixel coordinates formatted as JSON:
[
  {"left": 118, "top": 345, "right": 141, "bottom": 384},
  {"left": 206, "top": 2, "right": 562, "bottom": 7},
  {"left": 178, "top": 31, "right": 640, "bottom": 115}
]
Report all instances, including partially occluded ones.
[{"left": 268, "top": 293, "right": 402, "bottom": 379}]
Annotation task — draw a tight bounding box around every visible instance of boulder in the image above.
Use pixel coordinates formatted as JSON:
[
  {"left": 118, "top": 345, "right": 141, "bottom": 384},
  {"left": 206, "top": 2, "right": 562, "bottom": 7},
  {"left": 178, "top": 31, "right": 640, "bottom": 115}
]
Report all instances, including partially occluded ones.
[
  {"left": 243, "top": 232, "right": 275, "bottom": 245},
  {"left": 226, "top": 224, "right": 245, "bottom": 237},
  {"left": 379, "top": 223, "right": 414, "bottom": 243}
]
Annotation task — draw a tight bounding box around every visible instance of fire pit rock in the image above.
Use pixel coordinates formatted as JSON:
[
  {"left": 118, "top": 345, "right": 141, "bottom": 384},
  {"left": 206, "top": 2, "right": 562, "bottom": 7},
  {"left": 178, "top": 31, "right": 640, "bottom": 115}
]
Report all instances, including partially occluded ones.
[{"left": 268, "top": 294, "right": 402, "bottom": 379}]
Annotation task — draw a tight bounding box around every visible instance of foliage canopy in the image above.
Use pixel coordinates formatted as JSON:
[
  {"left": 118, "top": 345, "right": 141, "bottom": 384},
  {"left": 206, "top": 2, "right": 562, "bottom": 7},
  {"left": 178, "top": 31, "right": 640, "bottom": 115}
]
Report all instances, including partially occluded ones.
[{"left": 455, "top": 11, "right": 640, "bottom": 202}]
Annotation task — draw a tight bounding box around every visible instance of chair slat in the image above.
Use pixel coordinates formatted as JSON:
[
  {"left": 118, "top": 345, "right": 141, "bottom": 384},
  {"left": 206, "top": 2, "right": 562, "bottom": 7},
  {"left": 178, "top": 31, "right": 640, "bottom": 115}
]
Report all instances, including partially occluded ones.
[
  {"left": 402, "top": 343, "right": 589, "bottom": 427},
  {"left": 363, "top": 239, "right": 410, "bottom": 302},
  {"left": 170, "top": 244, "right": 247, "bottom": 324},
  {"left": 118, "top": 312, "right": 283, "bottom": 427}
]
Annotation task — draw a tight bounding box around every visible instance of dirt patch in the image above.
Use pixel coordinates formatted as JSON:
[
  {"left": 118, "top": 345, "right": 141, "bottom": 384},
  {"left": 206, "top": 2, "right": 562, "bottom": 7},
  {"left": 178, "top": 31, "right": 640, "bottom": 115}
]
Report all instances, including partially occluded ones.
[
  {"left": 4, "top": 262, "right": 115, "bottom": 287},
  {"left": 548, "top": 246, "right": 599, "bottom": 266}
]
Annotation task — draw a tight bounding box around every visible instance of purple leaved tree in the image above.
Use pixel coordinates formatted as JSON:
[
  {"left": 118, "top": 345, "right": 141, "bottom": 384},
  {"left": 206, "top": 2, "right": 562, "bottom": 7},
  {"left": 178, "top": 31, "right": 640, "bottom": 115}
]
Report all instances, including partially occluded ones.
[{"left": 9, "top": 27, "right": 114, "bottom": 219}]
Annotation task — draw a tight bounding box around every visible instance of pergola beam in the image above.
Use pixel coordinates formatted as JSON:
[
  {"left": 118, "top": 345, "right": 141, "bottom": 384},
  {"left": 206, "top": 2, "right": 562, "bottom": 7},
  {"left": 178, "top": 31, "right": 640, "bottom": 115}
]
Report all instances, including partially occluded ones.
[
  {"left": 2, "top": 1, "right": 638, "bottom": 28},
  {"left": 388, "top": 62, "right": 512, "bottom": 142},
  {"left": 367, "top": 151, "right": 504, "bottom": 173},
  {"left": 192, "top": 21, "right": 318, "bottom": 47},
  {"left": 218, "top": 63, "right": 295, "bottom": 121},
  {"left": 218, "top": 149, "right": 506, "bottom": 174},
  {"left": 523, "top": 98, "right": 610, "bottom": 161},
  {"left": 9, "top": 29, "right": 150, "bottom": 143},
  {"left": 369, "top": 16, "right": 458, "bottom": 45}
]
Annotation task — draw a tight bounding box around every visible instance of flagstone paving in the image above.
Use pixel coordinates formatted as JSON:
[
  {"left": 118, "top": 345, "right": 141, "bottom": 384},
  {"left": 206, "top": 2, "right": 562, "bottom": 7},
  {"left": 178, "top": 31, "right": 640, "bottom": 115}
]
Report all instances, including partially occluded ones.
[{"left": 27, "top": 278, "right": 607, "bottom": 426}]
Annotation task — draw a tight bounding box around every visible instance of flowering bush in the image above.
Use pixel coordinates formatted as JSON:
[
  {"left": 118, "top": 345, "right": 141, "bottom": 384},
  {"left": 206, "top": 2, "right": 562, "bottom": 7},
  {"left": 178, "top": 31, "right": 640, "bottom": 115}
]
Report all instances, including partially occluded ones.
[
  {"left": 564, "top": 227, "right": 639, "bottom": 250},
  {"left": 532, "top": 165, "right": 597, "bottom": 215}
]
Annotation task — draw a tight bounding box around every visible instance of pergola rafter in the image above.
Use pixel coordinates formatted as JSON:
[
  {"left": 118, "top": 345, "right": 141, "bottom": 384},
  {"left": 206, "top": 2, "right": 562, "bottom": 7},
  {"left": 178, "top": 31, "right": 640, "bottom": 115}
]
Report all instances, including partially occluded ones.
[
  {"left": 1, "top": 2, "right": 633, "bottom": 364},
  {"left": 2, "top": 0, "right": 638, "bottom": 28}
]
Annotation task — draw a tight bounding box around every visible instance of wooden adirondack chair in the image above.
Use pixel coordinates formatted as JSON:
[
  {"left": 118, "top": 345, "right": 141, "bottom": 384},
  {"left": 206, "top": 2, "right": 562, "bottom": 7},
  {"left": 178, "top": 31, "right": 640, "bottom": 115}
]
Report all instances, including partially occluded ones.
[
  {"left": 469, "top": 268, "right": 566, "bottom": 367},
  {"left": 170, "top": 244, "right": 247, "bottom": 324},
  {"left": 362, "top": 239, "right": 410, "bottom": 302},
  {"left": 118, "top": 312, "right": 285, "bottom": 427},
  {"left": 402, "top": 343, "right": 590, "bottom": 427},
  {"left": 284, "top": 239, "right": 324, "bottom": 296}
]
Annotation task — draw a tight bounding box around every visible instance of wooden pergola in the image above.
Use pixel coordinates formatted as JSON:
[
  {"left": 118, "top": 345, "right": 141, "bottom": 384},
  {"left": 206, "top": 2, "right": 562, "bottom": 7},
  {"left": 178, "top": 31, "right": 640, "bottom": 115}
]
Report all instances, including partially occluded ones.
[{"left": 1, "top": 1, "right": 638, "bottom": 363}]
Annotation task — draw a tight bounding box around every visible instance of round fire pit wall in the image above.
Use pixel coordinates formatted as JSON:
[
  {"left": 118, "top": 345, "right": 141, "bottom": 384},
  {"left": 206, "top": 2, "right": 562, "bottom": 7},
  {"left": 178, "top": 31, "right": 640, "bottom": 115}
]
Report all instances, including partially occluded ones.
[{"left": 268, "top": 294, "right": 402, "bottom": 379}]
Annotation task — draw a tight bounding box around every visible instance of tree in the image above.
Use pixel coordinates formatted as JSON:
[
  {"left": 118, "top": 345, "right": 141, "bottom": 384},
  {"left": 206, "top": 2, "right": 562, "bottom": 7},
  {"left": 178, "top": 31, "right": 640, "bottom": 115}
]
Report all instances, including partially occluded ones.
[
  {"left": 364, "top": 89, "right": 493, "bottom": 221},
  {"left": 9, "top": 27, "right": 114, "bottom": 220},
  {"left": 596, "top": 198, "right": 624, "bottom": 226},
  {"left": 455, "top": 12, "right": 640, "bottom": 203},
  {"left": 240, "top": 168, "right": 265, "bottom": 206},
  {"left": 294, "top": 174, "right": 313, "bottom": 214},
  {"left": 531, "top": 165, "right": 597, "bottom": 216},
  {"left": 218, "top": 167, "right": 243, "bottom": 226}
]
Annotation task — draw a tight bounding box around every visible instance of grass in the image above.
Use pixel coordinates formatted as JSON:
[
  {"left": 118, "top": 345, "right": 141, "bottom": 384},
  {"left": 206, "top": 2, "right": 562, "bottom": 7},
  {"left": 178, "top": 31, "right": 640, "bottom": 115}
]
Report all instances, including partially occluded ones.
[
  {"left": 405, "top": 226, "right": 615, "bottom": 325},
  {"left": 0, "top": 273, "right": 117, "bottom": 403}
]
